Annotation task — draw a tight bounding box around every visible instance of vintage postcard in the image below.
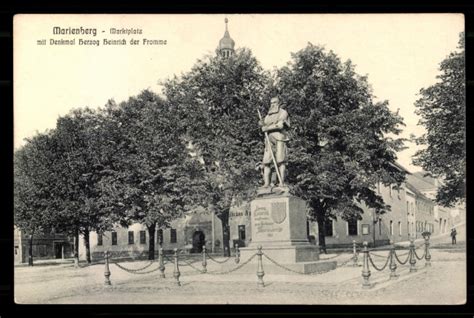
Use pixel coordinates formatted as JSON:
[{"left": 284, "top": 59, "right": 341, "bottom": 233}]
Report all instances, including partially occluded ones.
[{"left": 13, "top": 14, "right": 466, "bottom": 305}]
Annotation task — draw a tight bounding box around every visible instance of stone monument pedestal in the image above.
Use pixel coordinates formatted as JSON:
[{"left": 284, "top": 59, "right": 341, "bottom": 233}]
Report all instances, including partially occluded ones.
[{"left": 239, "top": 192, "right": 337, "bottom": 274}]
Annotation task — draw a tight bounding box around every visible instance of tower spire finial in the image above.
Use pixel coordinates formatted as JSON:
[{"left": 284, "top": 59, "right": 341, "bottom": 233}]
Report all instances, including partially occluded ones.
[{"left": 225, "top": 17, "right": 228, "bottom": 31}]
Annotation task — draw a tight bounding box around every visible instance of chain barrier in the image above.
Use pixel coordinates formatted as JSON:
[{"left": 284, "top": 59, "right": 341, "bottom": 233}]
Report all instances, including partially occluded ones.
[
  {"left": 112, "top": 259, "right": 155, "bottom": 273},
  {"left": 414, "top": 248, "right": 426, "bottom": 261},
  {"left": 205, "top": 251, "right": 234, "bottom": 264},
  {"left": 368, "top": 253, "right": 390, "bottom": 271},
  {"left": 162, "top": 253, "right": 200, "bottom": 266},
  {"left": 177, "top": 259, "right": 201, "bottom": 267},
  {"left": 182, "top": 259, "right": 207, "bottom": 273},
  {"left": 205, "top": 253, "right": 257, "bottom": 275},
  {"left": 114, "top": 261, "right": 163, "bottom": 275},
  {"left": 394, "top": 250, "right": 411, "bottom": 265}
]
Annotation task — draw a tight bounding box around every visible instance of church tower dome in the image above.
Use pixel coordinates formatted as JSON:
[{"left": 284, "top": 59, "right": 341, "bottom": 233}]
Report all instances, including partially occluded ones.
[{"left": 219, "top": 18, "right": 235, "bottom": 58}]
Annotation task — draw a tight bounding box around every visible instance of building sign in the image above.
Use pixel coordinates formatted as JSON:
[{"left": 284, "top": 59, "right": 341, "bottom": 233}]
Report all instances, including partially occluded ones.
[
  {"left": 362, "top": 224, "right": 370, "bottom": 235},
  {"left": 230, "top": 210, "right": 250, "bottom": 218}
]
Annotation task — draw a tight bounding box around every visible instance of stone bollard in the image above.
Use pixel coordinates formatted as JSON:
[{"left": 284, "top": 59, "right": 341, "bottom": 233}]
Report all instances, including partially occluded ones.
[
  {"left": 352, "top": 240, "right": 358, "bottom": 267},
  {"left": 424, "top": 235, "right": 431, "bottom": 267},
  {"left": 158, "top": 247, "right": 165, "bottom": 278},
  {"left": 409, "top": 238, "right": 417, "bottom": 273},
  {"left": 104, "top": 251, "right": 111, "bottom": 286},
  {"left": 202, "top": 246, "right": 207, "bottom": 273},
  {"left": 389, "top": 240, "right": 399, "bottom": 280},
  {"left": 235, "top": 244, "right": 240, "bottom": 264},
  {"left": 361, "top": 241, "right": 371, "bottom": 289},
  {"left": 256, "top": 245, "right": 265, "bottom": 288},
  {"left": 173, "top": 248, "right": 181, "bottom": 286}
]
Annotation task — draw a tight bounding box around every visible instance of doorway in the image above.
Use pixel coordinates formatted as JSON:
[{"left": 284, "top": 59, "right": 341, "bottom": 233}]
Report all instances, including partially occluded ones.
[
  {"left": 192, "top": 230, "right": 205, "bottom": 253},
  {"left": 54, "top": 243, "right": 63, "bottom": 259}
]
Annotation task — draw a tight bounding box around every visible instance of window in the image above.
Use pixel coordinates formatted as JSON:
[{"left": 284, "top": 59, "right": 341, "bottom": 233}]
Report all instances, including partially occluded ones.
[
  {"left": 407, "top": 202, "right": 409, "bottom": 214},
  {"left": 111, "top": 232, "right": 117, "bottom": 245},
  {"left": 140, "top": 231, "right": 146, "bottom": 244},
  {"left": 157, "top": 229, "right": 163, "bottom": 245},
  {"left": 378, "top": 218, "right": 382, "bottom": 235},
  {"left": 170, "top": 228, "right": 177, "bottom": 243},
  {"left": 97, "top": 234, "right": 103, "bottom": 246},
  {"left": 238, "top": 225, "right": 246, "bottom": 240},
  {"left": 362, "top": 224, "right": 370, "bottom": 235},
  {"left": 348, "top": 219, "right": 358, "bottom": 236},
  {"left": 407, "top": 222, "right": 410, "bottom": 236},
  {"left": 128, "top": 231, "right": 134, "bottom": 244},
  {"left": 325, "top": 219, "right": 333, "bottom": 237},
  {"left": 398, "top": 222, "right": 402, "bottom": 236},
  {"left": 390, "top": 220, "right": 393, "bottom": 236}
]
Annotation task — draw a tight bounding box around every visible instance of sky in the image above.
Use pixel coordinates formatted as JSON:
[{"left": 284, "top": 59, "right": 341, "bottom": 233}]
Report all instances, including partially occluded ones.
[{"left": 14, "top": 14, "right": 464, "bottom": 173}]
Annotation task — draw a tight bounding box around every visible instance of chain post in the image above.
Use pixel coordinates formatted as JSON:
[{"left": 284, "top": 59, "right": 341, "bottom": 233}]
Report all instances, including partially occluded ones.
[
  {"left": 256, "top": 245, "right": 265, "bottom": 288},
  {"left": 389, "top": 240, "right": 399, "bottom": 280},
  {"left": 361, "top": 241, "right": 371, "bottom": 289},
  {"left": 104, "top": 250, "right": 111, "bottom": 286},
  {"left": 158, "top": 247, "right": 165, "bottom": 278},
  {"left": 424, "top": 234, "right": 431, "bottom": 267},
  {"left": 352, "top": 240, "right": 358, "bottom": 267},
  {"left": 173, "top": 248, "right": 181, "bottom": 286},
  {"left": 235, "top": 244, "right": 240, "bottom": 264},
  {"left": 202, "top": 246, "right": 207, "bottom": 273},
  {"left": 409, "top": 238, "right": 417, "bottom": 273}
]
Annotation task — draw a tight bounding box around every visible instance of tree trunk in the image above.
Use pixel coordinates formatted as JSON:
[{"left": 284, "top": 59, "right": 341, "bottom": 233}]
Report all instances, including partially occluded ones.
[
  {"left": 316, "top": 213, "right": 327, "bottom": 254},
  {"left": 147, "top": 222, "right": 156, "bottom": 260},
  {"left": 28, "top": 232, "right": 34, "bottom": 266},
  {"left": 220, "top": 210, "right": 231, "bottom": 257},
  {"left": 73, "top": 228, "right": 80, "bottom": 268},
  {"left": 84, "top": 229, "right": 91, "bottom": 264}
]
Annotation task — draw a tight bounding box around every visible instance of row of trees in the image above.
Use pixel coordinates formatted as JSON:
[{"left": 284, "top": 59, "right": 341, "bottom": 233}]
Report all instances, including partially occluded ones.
[{"left": 15, "top": 42, "right": 415, "bottom": 265}]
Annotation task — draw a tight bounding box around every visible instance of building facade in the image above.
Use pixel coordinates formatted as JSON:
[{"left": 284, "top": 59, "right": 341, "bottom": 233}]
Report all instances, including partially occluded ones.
[
  {"left": 406, "top": 172, "right": 457, "bottom": 234},
  {"left": 14, "top": 226, "right": 73, "bottom": 264}
]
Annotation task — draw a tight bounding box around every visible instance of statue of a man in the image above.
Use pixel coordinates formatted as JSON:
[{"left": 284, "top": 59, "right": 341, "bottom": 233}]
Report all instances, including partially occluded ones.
[{"left": 259, "top": 96, "right": 290, "bottom": 188}]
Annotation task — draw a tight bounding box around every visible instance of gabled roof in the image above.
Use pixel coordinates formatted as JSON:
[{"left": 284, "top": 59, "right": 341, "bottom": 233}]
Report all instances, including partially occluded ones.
[{"left": 406, "top": 172, "right": 437, "bottom": 191}]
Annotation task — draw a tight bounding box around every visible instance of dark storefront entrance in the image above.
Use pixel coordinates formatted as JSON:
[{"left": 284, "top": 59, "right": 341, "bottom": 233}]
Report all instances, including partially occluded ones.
[{"left": 192, "top": 230, "right": 205, "bottom": 253}]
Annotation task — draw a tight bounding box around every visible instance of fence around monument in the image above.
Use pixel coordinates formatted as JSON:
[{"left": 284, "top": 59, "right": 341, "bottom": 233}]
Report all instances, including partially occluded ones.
[{"left": 102, "top": 236, "right": 433, "bottom": 289}]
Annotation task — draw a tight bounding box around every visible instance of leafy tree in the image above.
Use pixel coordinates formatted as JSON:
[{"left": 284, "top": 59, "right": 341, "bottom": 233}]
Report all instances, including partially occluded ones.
[
  {"left": 47, "top": 108, "right": 119, "bottom": 264},
  {"left": 276, "top": 43, "right": 406, "bottom": 251},
  {"left": 164, "top": 49, "right": 269, "bottom": 256},
  {"left": 14, "top": 132, "right": 57, "bottom": 265},
  {"left": 100, "top": 90, "right": 198, "bottom": 260},
  {"left": 412, "top": 33, "right": 465, "bottom": 207}
]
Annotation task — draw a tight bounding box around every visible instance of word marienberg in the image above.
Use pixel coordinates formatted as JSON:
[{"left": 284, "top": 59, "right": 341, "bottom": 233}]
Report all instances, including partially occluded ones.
[{"left": 53, "top": 27, "right": 98, "bottom": 36}]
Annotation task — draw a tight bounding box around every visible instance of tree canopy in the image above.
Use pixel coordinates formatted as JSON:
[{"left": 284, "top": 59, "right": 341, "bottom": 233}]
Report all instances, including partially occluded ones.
[
  {"left": 412, "top": 33, "right": 465, "bottom": 207},
  {"left": 98, "top": 90, "right": 200, "bottom": 259},
  {"left": 276, "top": 43, "right": 407, "bottom": 249},
  {"left": 163, "top": 48, "right": 271, "bottom": 255}
]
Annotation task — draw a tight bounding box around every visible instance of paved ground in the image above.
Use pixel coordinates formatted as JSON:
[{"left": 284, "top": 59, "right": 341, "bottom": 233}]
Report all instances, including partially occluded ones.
[{"left": 14, "top": 234, "right": 466, "bottom": 305}]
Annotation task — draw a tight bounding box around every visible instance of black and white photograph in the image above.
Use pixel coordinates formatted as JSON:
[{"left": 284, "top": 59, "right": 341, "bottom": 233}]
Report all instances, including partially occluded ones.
[{"left": 13, "top": 14, "right": 466, "bottom": 305}]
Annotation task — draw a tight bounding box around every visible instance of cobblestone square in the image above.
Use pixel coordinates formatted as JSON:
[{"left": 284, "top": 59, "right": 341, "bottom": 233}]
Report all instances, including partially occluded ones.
[{"left": 14, "top": 241, "right": 466, "bottom": 304}]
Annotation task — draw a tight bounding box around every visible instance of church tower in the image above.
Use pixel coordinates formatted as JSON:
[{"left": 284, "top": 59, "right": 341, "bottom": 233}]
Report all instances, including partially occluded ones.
[{"left": 218, "top": 18, "right": 235, "bottom": 58}]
